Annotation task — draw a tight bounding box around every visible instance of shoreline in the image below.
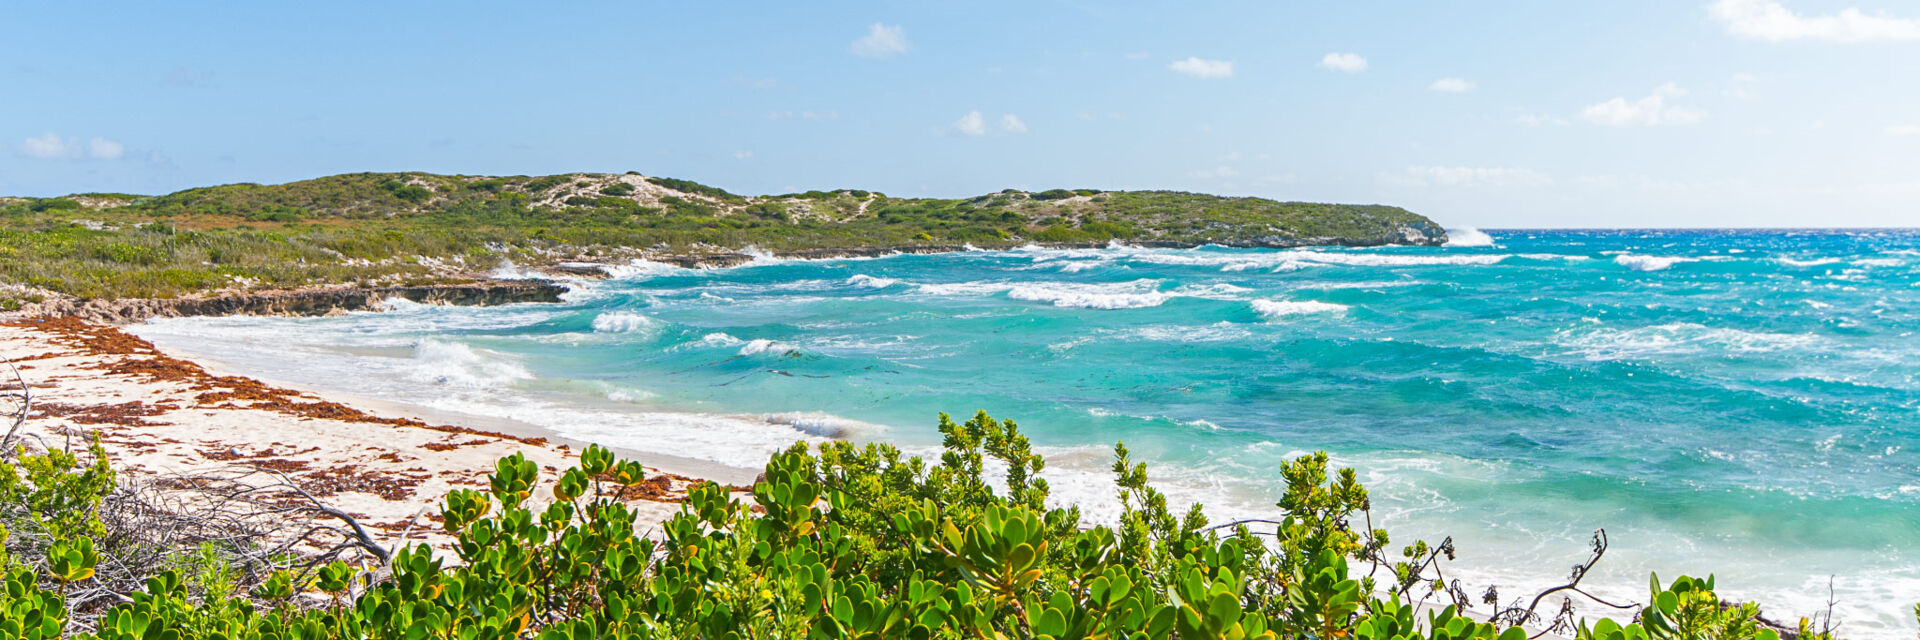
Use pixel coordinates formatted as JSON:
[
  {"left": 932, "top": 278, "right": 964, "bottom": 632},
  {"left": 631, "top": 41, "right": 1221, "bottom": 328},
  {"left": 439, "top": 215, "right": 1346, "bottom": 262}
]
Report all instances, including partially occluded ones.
[
  {"left": 0, "top": 238, "right": 1441, "bottom": 326},
  {"left": 165, "top": 345, "right": 761, "bottom": 486},
  {"left": 0, "top": 316, "right": 741, "bottom": 549}
]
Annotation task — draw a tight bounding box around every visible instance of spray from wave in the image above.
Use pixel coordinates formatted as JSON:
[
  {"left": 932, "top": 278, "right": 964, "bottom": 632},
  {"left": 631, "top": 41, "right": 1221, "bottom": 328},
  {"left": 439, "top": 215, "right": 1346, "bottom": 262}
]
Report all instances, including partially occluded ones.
[{"left": 1445, "top": 227, "right": 1496, "bottom": 247}]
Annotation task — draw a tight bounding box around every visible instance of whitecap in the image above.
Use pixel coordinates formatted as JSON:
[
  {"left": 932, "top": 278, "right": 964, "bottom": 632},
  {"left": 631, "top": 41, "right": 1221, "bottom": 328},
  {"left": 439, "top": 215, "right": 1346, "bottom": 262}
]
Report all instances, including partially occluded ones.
[
  {"left": 1006, "top": 280, "right": 1170, "bottom": 309},
  {"left": 590, "top": 311, "right": 658, "bottom": 334},
  {"left": 761, "top": 412, "right": 888, "bottom": 438},
  {"left": 846, "top": 274, "right": 898, "bottom": 289},
  {"left": 739, "top": 338, "right": 800, "bottom": 356},
  {"left": 1444, "top": 227, "right": 1496, "bottom": 247},
  {"left": 1121, "top": 322, "right": 1252, "bottom": 342},
  {"left": 489, "top": 259, "right": 550, "bottom": 280},
  {"left": 1613, "top": 254, "right": 1691, "bottom": 272},
  {"left": 916, "top": 281, "right": 1016, "bottom": 296},
  {"left": 408, "top": 340, "right": 533, "bottom": 389},
  {"left": 1169, "top": 282, "right": 1252, "bottom": 299},
  {"left": 696, "top": 332, "right": 744, "bottom": 348},
  {"left": 1250, "top": 299, "right": 1350, "bottom": 318},
  {"left": 1776, "top": 257, "right": 1842, "bottom": 267},
  {"left": 599, "top": 258, "right": 687, "bottom": 279},
  {"left": 1552, "top": 322, "right": 1819, "bottom": 360},
  {"left": 379, "top": 296, "right": 426, "bottom": 312}
]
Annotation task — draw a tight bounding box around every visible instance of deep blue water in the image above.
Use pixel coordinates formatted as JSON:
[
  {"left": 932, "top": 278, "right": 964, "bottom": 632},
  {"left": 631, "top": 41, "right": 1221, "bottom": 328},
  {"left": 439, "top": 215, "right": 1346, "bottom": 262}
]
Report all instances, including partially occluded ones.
[{"left": 136, "top": 229, "right": 1920, "bottom": 635}]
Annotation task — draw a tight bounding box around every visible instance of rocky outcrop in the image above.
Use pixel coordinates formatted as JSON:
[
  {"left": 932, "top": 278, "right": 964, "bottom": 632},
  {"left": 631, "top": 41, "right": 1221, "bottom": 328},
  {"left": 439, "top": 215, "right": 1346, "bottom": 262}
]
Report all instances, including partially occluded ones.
[
  {"left": 8, "top": 281, "right": 568, "bottom": 325},
  {"left": 594, "top": 231, "right": 1451, "bottom": 273}
]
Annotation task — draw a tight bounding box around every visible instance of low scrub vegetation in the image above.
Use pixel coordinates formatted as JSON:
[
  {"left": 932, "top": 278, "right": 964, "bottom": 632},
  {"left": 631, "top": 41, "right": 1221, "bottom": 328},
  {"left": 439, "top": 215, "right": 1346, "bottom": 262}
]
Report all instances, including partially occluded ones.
[
  {"left": 5, "top": 411, "right": 1896, "bottom": 639},
  {"left": 0, "top": 172, "right": 1439, "bottom": 300}
]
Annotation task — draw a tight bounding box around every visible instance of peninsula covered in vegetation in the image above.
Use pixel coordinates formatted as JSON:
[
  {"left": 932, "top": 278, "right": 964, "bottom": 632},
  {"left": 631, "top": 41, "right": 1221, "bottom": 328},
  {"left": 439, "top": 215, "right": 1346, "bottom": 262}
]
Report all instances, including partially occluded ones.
[{"left": 0, "top": 172, "right": 1444, "bottom": 307}]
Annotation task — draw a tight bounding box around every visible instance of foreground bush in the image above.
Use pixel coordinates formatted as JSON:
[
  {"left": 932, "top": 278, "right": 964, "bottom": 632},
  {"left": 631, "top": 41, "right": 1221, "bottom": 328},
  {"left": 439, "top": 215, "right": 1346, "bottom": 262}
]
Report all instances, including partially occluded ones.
[{"left": 2, "top": 412, "right": 1904, "bottom": 639}]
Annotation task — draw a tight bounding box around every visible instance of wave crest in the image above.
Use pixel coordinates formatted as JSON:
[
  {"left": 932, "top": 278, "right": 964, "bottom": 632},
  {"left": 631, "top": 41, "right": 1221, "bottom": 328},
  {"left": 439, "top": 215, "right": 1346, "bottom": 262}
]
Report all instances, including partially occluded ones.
[
  {"left": 1250, "top": 299, "right": 1350, "bottom": 318},
  {"left": 1444, "top": 227, "right": 1496, "bottom": 247}
]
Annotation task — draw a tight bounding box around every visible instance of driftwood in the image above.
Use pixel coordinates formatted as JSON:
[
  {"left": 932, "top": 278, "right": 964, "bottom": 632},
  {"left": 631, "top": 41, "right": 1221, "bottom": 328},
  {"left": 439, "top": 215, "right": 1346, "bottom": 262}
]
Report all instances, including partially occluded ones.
[{"left": 0, "top": 356, "right": 28, "bottom": 454}]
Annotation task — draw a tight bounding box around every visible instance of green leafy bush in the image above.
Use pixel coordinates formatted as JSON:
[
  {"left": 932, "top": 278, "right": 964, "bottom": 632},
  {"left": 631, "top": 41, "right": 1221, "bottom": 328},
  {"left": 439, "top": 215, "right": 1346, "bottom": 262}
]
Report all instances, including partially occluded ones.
[
  {"left": 646, "top": 176, "right": 744, "bottom": 202},
  {"left": 2, "top": 411, "right": 1885, "bottom": 639}
]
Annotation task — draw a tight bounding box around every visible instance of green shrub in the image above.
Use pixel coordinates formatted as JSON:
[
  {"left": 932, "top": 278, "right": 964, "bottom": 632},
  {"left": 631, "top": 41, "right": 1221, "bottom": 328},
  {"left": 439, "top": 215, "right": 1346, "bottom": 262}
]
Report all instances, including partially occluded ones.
[
  {"left": 1, "top": 412, "right": 1877, "bottom": 639},
  {"left": 522, "top": 176, "right": 567, "bottom": 193},
  {"left": 28, "top": 199, "right": 84, "bottom": 213},
  {"left": 647, "top": 176, "right": 744, "bottom": 202},
  {"left": 601, "top": 183, "right": 635, "bottom": 196}
]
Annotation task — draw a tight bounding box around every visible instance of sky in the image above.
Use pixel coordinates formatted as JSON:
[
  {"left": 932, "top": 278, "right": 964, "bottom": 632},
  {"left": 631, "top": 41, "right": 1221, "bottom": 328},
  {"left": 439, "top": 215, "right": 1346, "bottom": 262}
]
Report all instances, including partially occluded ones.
[{"left": 3, "top": 1, "right": 1918, "bottom": 228}]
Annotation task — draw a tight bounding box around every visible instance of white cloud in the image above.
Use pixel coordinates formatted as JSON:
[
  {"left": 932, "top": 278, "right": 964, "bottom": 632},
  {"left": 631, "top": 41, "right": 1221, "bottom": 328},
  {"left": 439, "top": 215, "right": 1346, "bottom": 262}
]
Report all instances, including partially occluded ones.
[
  {"left": 1190, "top": 166, "right": 1241, "bottom": 179},
  {"left": 19, "top": 132, "right": 124, "bottom": 160},
  {"left": 1382, "top": 166, "right": 1552, "bottom": 188},
  {"left": 20, "top": 132, "right": 71, "bottom": 158},
  {"left": 1890, "top": 124, "right": 1920, "bottom": 135},
  {"left": 89, "top": 137, "right": 123, "bottom": 160},
  {"left": 1168, "top": 57, "right": 1233, "bottom": 78},
  {"left": 999, "top": 114, "right": 1028, "bottom": 134},
  {"left": 1319, "top": 52, "right": 1368, "bottom": 73},
  {"left": 733, "top": 150, "right": 754, "bottom": 159},
  {"left": 1580, "top": 83, "right": 1706, "bottom": 126},
  {"left": 851, "top": 23, "right": 910, "bottom": 58},
  {"left": 1709, "top": 0, "right": 1920, "bottom": 42},
  {"left": 953, "top": 110, "right": 986, "bottom": 136},
  {"left": 1429, "top": 77, "right": 1474, "bottom": 93}
]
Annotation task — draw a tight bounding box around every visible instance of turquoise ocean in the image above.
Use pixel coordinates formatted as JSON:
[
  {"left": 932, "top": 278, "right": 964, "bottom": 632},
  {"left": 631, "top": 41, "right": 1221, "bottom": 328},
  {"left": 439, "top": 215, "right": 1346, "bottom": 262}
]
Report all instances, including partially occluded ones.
[{"left": 133, "top": 229, "right": 1920, "bottom": 635}]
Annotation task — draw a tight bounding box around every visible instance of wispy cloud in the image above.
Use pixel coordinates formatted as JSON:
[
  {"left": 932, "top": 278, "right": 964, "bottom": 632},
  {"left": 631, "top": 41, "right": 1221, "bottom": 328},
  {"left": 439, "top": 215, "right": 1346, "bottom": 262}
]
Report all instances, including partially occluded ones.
[
  {"left": 851, "top": 23, "right": 910, "bottom": 58},
  {"left": 1319, "top": 52, "right": 1368, "bottom": 73},
  {"left": 89, "top": 137, "right": 124, "bottom": 160},
  {"left": 19, "top": 132, "right": 124, "bottom": 159},
  {"left": 1889, "top": 124, "right": 1920, "bottom": 135},
  {"left": 1708, "top": 0, "right": 1920, "bottom": 42},
  {"left": 1381, "top": 165, "right": 1552, "bottom": 188},
  {"left": 1516, "top": 112, "right": 1570, "bottom": 127},
  {"left": 1168, "top": 57, "right": 1233, "bottom": 78},
  {"left": 1429, "top": 77, "right": 1474, "bottom": 93},
  {"left": 999, "top": 114, "right": 1028, "bottom": 134},
  {"left": 1581, "top": 83, "right": 1705, "bottom": 126}
]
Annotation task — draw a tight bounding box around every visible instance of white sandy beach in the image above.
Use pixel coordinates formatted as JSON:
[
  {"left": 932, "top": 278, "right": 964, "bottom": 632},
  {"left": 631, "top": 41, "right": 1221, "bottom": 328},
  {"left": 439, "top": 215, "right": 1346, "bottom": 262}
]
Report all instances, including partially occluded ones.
[{"left": 0, "top": 316, "right": 743, "bottom": 550}]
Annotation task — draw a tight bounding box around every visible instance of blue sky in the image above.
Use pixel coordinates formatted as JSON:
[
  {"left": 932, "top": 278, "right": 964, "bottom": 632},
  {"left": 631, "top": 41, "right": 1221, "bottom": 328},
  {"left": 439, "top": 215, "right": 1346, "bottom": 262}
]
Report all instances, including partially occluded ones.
[{"left": 4, "top": 1, "right": 1917, "bottom": 228}]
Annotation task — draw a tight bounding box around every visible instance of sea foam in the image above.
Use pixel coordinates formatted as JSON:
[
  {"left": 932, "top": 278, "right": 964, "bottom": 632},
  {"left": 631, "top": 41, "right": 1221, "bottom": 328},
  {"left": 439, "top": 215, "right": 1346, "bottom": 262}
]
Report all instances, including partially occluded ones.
[
  {"left": 1613, "top": 254, "right": 1690, "bottom": 271},
  {"left": 1444, "top": 227, "right": 1496, "bottom": 247},
  {"left": 408, "top": 340, "right": 533, "bottom": 388},
  {"left": 590, "top": 311, "right": 658, "bottom": 334},
  {"left": 1250, "top": 299, "right": 1350, "bottom": 318},
  {"left": 846, "top": 274, "right": 898, "bottom": 289}
]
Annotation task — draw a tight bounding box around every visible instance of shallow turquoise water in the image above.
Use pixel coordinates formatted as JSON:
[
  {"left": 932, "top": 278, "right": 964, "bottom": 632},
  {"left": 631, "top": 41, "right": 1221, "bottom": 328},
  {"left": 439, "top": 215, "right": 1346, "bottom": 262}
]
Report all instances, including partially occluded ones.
[{"left": 135, "top": 230, "right": 1920, "bottom": 635}]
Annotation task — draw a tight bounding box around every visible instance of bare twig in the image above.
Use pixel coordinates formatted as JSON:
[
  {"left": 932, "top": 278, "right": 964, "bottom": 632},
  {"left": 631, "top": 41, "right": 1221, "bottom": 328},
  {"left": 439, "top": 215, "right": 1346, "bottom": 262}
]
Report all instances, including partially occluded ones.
[
  {"left": 0, "top": 356, "right": 30, "bottom": 455},
  {"left": 247, "top": 466, "right": 392, "bottom": 565}
]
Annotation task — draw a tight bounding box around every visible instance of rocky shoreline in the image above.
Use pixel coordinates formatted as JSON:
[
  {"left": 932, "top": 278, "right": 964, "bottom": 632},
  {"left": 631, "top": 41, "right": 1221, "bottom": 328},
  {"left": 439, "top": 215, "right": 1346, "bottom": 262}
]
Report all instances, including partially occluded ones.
[
  {"left": 4, "top": 234, "right": 1447, "bottom": 323},
  {"left": 4, "top": 280, "right": 570, "bottom": 325}
]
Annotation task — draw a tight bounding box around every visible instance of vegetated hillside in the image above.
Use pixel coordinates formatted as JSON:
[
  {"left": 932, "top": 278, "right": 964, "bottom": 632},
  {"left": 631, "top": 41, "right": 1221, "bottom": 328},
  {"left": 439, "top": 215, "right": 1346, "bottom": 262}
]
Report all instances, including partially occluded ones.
[{"left": 0, "top": 172, "right": 1445, "bottom": 301}]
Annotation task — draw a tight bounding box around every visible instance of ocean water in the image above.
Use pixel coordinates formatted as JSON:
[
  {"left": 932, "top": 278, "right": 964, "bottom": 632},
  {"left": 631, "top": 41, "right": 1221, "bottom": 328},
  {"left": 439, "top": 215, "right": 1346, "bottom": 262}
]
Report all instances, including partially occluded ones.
[{"left": 133, "top": 230, "right": 1920, "bottom": 636}]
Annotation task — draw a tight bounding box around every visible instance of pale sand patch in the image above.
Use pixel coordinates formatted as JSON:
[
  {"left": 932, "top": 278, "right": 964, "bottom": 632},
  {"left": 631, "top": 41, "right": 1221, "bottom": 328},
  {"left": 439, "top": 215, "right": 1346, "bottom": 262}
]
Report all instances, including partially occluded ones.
[{"left": 0, "top": 317, "right": 744, "bottom": 551}]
